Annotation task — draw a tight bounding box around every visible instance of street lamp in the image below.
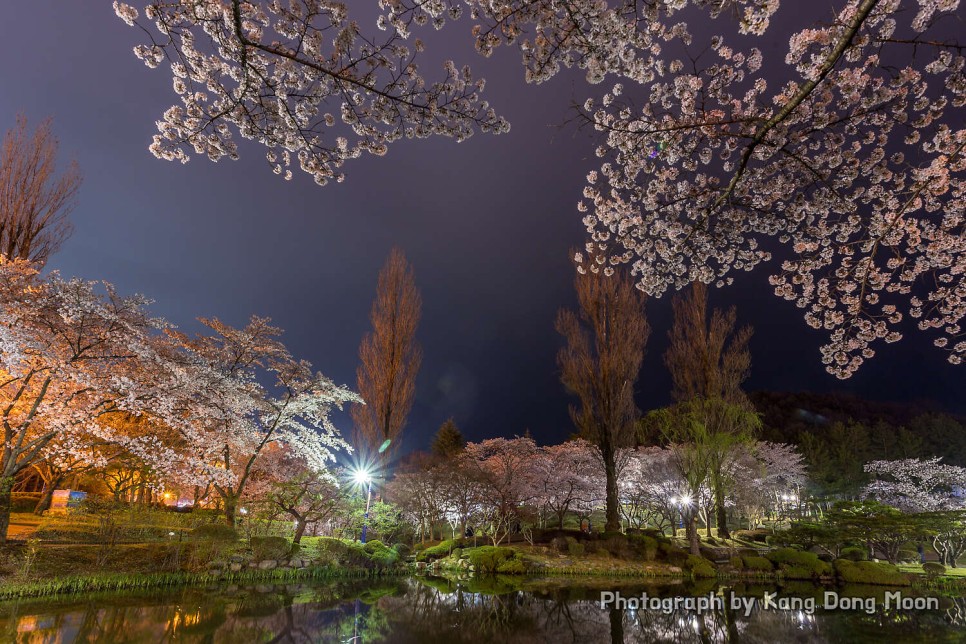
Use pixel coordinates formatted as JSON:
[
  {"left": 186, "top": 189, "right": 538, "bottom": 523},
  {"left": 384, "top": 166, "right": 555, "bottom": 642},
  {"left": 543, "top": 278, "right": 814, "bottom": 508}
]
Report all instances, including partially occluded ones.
[{"left": 353, "top": 468, "right": 373, "bottom": 544}]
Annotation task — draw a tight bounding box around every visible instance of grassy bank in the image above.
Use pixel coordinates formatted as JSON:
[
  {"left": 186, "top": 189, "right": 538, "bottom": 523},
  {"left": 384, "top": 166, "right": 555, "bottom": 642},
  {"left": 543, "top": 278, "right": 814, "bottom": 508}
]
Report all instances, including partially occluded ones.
[{"left": 0, "top": 563, "right": 399, "bottom": 601}]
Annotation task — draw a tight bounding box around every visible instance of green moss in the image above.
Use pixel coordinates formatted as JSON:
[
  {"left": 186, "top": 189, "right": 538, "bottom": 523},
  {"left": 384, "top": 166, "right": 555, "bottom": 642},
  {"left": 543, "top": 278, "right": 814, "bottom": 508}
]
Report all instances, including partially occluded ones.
[{"left": 729, "top": 556, "right": 744, "bottom": 569}]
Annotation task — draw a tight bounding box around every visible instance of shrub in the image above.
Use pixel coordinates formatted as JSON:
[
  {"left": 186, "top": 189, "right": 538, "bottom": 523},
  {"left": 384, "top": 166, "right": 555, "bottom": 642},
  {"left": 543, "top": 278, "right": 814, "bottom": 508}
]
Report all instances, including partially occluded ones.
[
  {"left": 191, "top": 524, "right": 239, "bottom": 542},
  {"left": 603, "top": 534, "right": 632, "bottom": 558},
  {"left": 897, "top": 549, "right": 918, "bottom": 563},
  {"left": 467, "top": 546, "right": 515, "bottom": 574},
  {"left": 729, "top": 556, "right": 744, "bottom": 570},
  {"left": 833, "top": 559, "right": 911, "bottom": 586},
  {"left": 251, "top": 536, "right": 291, "bottom": 560},
  {"left": 551, "top": 537, "right": 569, "bottom": 554},
  {"left": 686, "top": 555, "right": 716, "bottom": 578},
  {"left": 363, "top": 540, "right": 398, "bottom": 567},
  {"left": 738, "top": 548, "right": 762, "bottom": 557},
  {"left": 767, "top": 548, "right": 832, "bottom": 578},
  {"left": 314, "top": 538, "right": 371, "bottom": 567},
  {"left": 741, "top": 556, "right": 774, "bottom": 571},
  {"left": 923, "top": 562, "right": 946, "bottom": 578},
  {"left": 840, "top": 547, "right": 868, "bottom": 561},
  {"left": 664, "top": 549, "right": 689, "bottom": 567},
  {"left": 392, "top": 543, "right": 412, "bottom": 559}
]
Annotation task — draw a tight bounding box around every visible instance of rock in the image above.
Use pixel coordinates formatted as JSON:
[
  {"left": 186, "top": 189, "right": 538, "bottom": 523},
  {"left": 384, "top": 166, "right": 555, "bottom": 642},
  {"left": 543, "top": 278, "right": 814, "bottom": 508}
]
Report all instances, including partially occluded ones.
[
  {"left": 258, "top": 559, "right": 278, "bottom": 570},
  {"left": 254, "top": 584, "right": 273, "bottom": 593},
  {"left": 229, "top": 554, "right": 246, "bottom": 563},
  {"left": 414, "top": 561, "right": 427, "bottom": 572},
  {"left": 289, "top": 558, "right": 305, "bottom": 568},
  {"left": 229, "top": 562, "right": 244, "bottom": 573}
]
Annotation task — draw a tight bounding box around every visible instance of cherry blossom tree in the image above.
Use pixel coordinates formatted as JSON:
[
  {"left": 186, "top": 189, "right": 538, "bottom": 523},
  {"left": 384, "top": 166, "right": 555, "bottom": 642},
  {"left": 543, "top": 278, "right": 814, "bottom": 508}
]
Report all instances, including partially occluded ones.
[
  {"left": 462, "top": 436, "right": 537, "bottom": 545},
  {"left": 113, "top": 1, "right": 508, "bottom": 186},
  {"left": 619, "top": 446, "right": 685, "bottom": 535},
  {"left": 386, "top": 458, "right": 450, "bottom": 541},
  {"left": 864, "top": 456, "right": 966, "bottom": 512},
  {"left": 118, "top": 1, "right": 964, "bottom": 377},
  {"left": 168, "top": 316, "right": 359, "bottom": 527},
  {"left": 864, "top": 457, "right": 966, "bottom": 565},
  {"left": 390, "top": 0, "right": 964, "bottom": 377},
  {"left": 531, "top": 439, "right": 601, "bottom": 529},
  {"left": 255, "top": 450, "right": 347, "bottom": 544},
  {"left": 732, "top": 441, "right": 808, "bottom": 527},
  {"left": 0, "top": 259, "right": 182, "bottom": 543}
]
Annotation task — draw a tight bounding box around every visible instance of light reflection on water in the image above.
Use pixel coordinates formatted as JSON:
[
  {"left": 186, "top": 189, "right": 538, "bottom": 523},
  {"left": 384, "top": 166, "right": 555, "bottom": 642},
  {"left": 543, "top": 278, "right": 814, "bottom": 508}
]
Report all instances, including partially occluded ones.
[{"left": 1, "top": 577, "right": 964, "bottom": 643}]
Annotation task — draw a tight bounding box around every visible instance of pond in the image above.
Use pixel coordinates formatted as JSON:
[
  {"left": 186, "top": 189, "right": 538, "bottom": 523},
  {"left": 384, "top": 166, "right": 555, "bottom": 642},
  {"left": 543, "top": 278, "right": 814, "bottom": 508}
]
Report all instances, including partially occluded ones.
[{"left": 1, "top": 576, "right": 964, "bottom": 643}]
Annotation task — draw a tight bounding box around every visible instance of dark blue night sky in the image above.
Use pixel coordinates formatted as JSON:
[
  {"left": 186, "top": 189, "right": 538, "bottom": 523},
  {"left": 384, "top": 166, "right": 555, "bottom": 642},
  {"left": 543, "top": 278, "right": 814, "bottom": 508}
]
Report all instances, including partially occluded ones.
[{"left": 1, "top": 3, "right": 962, "bottom": 453}]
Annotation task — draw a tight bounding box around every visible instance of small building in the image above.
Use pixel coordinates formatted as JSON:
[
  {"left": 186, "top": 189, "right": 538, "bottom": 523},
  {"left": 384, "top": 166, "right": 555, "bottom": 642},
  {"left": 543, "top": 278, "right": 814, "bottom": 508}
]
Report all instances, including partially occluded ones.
[{"left": 49, "top": 489, "right": 87, "bottom": 512}]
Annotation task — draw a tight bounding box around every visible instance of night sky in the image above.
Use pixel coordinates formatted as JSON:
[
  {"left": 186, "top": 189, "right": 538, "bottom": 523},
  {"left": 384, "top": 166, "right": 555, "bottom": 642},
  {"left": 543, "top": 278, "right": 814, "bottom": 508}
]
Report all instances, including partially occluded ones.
[{"left": 2, "top": 3, "right": 962, "bottom": 452}]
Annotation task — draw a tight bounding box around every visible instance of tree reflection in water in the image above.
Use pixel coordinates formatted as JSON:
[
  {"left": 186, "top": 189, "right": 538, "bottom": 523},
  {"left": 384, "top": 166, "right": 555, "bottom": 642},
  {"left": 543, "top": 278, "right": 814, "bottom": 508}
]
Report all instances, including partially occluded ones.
[{"left": 0, "top": 578, "right": 962, "bottom": 642}]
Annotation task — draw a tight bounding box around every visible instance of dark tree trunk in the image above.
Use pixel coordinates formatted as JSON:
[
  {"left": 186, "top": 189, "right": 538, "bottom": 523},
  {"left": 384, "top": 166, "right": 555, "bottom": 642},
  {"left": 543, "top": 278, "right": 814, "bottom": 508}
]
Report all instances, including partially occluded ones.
[
  {"left": 608, "top": 607, "right": 624, "bottom": 644},
  {"left": 686, "top": 515, "right": 700, "bottom": 555},
  {"left": 0, "top": 476, "right": 14, "bottom": 546},
  {"left": 224, "top": 495, "right": 237, "bottom": 528},
  {"left": 293, "top": 518, "right": 307, "bottom": 544},
  {"left": 602, "top": 444, "right": 621, "bottom": 533},
  {"left": 34, "top": 479, "right": 61, "bottom": 515},
  {"left": 714, "top": 481, "right": 730, "bottom": 539}
]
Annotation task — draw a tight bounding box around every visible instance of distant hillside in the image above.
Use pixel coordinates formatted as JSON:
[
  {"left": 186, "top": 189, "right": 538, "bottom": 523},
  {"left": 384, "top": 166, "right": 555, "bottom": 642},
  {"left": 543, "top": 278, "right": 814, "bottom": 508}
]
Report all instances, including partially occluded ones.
[
  {"left": 749, "top": 391, "right": 966, "bottom": 494},
  {"left": 750, "top": 391, "right": 957, "bottom": 437}
]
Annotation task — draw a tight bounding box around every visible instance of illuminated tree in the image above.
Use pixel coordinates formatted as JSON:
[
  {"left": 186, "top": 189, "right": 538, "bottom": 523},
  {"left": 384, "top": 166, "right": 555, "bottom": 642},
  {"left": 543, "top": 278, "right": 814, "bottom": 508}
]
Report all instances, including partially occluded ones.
[
  {"left": 0, "top": 259, "right": 177, "bottom": 543},
  {"left": 169, "top": 316, "right": 358, "bottom": 527},
  {"left": 352, "top": 248, "right": 422, "bottom": 460}
]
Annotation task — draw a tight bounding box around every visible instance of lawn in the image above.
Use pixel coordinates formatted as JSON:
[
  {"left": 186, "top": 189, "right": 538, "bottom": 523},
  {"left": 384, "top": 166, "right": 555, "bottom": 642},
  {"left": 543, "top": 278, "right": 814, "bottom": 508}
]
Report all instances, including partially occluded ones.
[{"left": 897, "top": 563, "right": 966, "bottom": 577}]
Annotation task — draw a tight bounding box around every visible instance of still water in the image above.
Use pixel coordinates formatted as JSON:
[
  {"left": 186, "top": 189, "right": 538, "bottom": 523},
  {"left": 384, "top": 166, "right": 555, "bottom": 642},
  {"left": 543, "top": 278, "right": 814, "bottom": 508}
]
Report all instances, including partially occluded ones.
[{"left": 1, "top": 576, "right": 964, "bottom": 643}]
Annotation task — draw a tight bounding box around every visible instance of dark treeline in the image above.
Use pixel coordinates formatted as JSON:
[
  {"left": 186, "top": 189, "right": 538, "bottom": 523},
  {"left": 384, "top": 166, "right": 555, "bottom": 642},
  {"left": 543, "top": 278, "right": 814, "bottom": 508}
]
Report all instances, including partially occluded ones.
[{"left": 751, "top": 391, "right": 966, "bottom": 496}]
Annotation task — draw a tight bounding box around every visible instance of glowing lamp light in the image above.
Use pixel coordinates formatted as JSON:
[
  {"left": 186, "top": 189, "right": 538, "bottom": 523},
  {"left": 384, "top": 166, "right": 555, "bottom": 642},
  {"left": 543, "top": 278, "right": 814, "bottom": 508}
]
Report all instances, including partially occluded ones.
[{"left": 353, "top": 468, "right": 372, "bottom": 486}]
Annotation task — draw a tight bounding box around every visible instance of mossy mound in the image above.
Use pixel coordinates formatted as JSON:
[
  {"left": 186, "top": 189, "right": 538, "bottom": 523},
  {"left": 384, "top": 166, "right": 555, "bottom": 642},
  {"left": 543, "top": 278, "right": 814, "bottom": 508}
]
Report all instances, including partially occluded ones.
[{"left": 833, "top": 559, "right": 911, "bottom": 586}]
